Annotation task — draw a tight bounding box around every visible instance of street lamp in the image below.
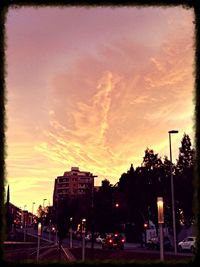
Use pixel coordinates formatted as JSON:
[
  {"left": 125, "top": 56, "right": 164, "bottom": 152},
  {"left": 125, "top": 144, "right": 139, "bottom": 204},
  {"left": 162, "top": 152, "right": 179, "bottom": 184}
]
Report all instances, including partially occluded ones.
[
  {"left": 157, "top": 197, "right": 164, "bottom": 261},
  {"left": 69, "top": 217, "right": 73, "bottom": 248},
  {"left": 168, "top": 130, "right": 178, "bottom": 254},
  {"left": 23, "top": 205, "right": 27, "bottom": 225},
  {"left": 32, "top": 202, "right": 35, "bottom": 225},
  {"left": 42, "top": 199, "right": 47, "bottom": 231},
  {"left": 43, "top": 199, "right": 47, "bottom": 209},
  {"left": 23, "top": 205, "right": 27, "bottom": 242},
  {"left": 32, "top": 202, "right": 35, "bottom": 214},
  {"left": 37, "top": 222, "right": 42, "bottom": 262},
  {"left": 82, "top": 218, "right": 86, "bottom": 261}
]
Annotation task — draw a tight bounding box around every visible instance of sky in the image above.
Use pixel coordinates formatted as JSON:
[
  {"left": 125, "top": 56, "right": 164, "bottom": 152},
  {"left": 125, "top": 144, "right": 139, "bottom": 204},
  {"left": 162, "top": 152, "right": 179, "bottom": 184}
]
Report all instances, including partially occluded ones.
[{"left": 5, "top": 6, "right": 195, "bottom": 213}]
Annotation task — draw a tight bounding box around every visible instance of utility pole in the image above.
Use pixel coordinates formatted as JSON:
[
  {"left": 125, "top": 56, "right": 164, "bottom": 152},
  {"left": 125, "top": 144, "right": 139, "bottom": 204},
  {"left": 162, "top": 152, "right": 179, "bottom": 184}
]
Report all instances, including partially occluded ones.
[
  {"left": 168, "top": 130, "right": 178, "bottom": 254},
  {"left": 82, "top": 218, "right": 86, "bottom": 261},
  {"left": 91, "top": 186, "right": 94, "bottom": 258}
]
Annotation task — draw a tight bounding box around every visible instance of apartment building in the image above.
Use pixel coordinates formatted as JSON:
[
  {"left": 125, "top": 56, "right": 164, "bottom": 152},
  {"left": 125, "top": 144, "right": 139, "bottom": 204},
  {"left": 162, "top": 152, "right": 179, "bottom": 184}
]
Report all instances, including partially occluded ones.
[{"left": 53, "top": 167, "right": 97, "bottom": 205}]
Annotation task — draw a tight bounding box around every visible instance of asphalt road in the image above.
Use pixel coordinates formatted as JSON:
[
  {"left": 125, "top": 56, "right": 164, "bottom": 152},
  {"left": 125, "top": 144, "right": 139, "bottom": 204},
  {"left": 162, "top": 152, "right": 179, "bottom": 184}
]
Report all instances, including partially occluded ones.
[
  {"left": 25, "top": 227, "right": 194, "bottom": 256},
  {"left": 5, "top": 227, "right": 193, "bottom": 263}
]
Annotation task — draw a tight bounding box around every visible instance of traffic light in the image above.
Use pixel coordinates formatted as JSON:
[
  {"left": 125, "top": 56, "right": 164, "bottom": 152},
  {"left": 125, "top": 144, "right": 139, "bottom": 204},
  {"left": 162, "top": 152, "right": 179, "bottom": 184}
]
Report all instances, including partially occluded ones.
[{"left": 143, "top": 222, "right": 148, "bottom": 229}]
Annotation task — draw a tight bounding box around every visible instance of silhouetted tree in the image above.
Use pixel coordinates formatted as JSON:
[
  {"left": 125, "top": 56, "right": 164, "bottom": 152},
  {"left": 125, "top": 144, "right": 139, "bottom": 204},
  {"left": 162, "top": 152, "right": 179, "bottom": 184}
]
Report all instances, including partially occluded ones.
[
  {"left": 36, "top": 205, "right": 46, "bottom": 224},
  {"left": 140, "top": 148, "right": 165, "bottom": 225},
  {"left": 175, "top": 134, "right": 195, "bottom": 224},
  {"left": 93, "top": 179, "right": 114, "bottom": 234},
  {"left": 176, "top": 133, "right": 195, "bottom": 173}
]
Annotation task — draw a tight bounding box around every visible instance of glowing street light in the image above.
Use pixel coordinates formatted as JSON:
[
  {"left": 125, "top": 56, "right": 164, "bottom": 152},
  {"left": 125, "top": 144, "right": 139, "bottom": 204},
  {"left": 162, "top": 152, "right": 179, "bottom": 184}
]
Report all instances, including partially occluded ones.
[
  {"left": 168, "top": 130, "right": 178, "bottom": 254},
  {"left": 37, "top": 222, "right": 42, "bottom": 262},
  {"left": 157, "top": 197, "right": 164, "bottom": 261},
  {"left": 157, "top": 197, "right": 164, "bottom": 224}
]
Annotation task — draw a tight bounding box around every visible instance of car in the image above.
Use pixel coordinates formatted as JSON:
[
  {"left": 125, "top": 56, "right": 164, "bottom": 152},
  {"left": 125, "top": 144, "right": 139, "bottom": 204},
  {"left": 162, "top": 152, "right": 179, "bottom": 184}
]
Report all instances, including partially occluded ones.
[
  {"left": 178, "top": 236, "right": 196, "bottom": 253},
  {"left": 51, "top": 226, "right": 57, "bottom": 234},
  {"left": 146, "top": 236, "right": 172, "bottom": 251},
  {"left": 43, "top": 225, "right": 57, "bottom": 234},
  {"left": 102, "top": 233, "right": 125, "bottom": 250}
]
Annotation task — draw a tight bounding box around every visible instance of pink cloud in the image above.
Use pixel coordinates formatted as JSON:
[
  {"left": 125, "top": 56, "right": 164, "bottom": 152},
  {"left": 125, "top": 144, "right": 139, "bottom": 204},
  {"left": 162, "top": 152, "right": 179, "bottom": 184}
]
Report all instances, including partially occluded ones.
[{"left": 6, "top": 7, "right": 195, "bottom": 204}]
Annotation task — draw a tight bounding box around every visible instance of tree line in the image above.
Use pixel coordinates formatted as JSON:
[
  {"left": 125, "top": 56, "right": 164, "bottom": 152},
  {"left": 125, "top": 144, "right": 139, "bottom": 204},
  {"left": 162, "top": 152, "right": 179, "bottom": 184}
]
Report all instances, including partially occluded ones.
[{"left": 40, "top": 133, "right": 195, "bottom": 243}]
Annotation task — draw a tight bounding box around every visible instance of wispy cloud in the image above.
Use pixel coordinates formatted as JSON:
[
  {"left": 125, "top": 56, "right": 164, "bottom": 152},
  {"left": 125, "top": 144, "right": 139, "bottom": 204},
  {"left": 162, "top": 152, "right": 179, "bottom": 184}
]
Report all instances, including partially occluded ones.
[{"left": 6, "top": 7, "right": 194, "bottom": 210}]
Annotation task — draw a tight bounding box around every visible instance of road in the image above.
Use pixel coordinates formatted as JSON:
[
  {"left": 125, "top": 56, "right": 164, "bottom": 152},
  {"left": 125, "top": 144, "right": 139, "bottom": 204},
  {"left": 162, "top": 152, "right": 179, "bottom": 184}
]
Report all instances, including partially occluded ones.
[
  {"left": 22, "top": 227, "right": 194, "bottom": 256},
  {"left": 7, "top": 227, "right": 193, "bottom": 263}
]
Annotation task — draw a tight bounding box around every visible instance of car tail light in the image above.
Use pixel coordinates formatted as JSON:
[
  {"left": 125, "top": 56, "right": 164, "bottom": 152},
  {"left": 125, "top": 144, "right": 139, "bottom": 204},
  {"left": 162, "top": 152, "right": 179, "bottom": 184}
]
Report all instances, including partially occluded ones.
[
  {"left": 121, "top": 239, "right": 125, "bottom": 242},
  {"left": 109, "top": 239, "right": 113, "bottom": 243}
]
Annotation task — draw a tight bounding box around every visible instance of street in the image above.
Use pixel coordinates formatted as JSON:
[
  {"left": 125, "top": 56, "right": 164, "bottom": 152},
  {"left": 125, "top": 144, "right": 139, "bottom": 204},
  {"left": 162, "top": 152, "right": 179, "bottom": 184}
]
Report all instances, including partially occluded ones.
[
  {"left": 3, "top": 227, "right": 193, "bottom": 263},
  {"left": 24, "top": 227, "right": 194, "bottom": 256}
]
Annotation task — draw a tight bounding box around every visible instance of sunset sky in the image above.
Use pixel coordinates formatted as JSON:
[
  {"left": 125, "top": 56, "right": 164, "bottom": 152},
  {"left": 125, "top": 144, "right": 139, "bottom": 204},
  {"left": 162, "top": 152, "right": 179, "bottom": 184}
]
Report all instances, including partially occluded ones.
[{"left": 5, "top": 6, "right": 195, "bottom": 212}]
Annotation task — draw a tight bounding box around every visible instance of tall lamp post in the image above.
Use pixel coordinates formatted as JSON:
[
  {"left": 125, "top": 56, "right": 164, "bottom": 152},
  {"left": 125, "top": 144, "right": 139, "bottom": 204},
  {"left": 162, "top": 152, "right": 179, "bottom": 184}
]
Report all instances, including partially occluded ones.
[
  {"left": 43, "top": 198, "right": 47, "bottom": 209},
  {"left": 37, "top": 222, "right": 42, "bottom": 262},
  {"left": 32, "top": 202, "right": 35, "bottom": 225},
  {"left": 42, "top": 199, "right": 47, "bottom": 233},
  {"left": 82, "top": 218, "right": 86, "bottom": 261},
  {"left": 23, "top": 205, "right": 27, "bottom": 224},
  {"left": 91, "top": 185, "right": 95, "bottom": 257},
  {"left": 23, "top": 205, "right": 27, "bottom": 242},
  {"left": 157, "top": 197, "right": 164, "bottom": 261},
  {"left": 168, "top": 130, "right": 178, "bottom": 254},
  {"left": 69, "top": 217, "right": 73, "bottom": 248}
]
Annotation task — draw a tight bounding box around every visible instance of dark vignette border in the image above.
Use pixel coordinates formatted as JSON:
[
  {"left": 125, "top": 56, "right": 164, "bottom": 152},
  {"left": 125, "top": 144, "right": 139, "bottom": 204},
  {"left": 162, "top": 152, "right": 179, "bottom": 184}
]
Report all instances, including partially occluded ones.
[{"left": 0, "top": 0, "right": 199, "bottom": 266}]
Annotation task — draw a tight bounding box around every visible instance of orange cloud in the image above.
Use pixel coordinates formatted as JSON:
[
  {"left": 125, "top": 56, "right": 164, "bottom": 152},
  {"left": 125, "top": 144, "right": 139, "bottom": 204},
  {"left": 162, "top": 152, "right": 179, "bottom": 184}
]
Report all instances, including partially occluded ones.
[{"left": 6, "top": 7, "right": 195, "bottom": 210}]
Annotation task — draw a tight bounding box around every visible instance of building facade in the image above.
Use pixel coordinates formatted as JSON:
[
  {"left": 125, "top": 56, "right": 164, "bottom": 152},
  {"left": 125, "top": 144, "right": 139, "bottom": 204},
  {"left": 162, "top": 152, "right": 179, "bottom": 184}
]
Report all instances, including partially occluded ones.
[
  {"left": 53, "top": 167, "right": 97, "bottom": 205},
  {"left": 5, "top": 203, "right": 33, "bottom": 228}
]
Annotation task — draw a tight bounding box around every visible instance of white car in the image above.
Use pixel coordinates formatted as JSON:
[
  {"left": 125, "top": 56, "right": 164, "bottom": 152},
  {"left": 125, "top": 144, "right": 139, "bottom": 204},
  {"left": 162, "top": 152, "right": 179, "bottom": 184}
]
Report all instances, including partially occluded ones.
[{"left": 178, "top": 236, "right": 196, "bottom": 253}]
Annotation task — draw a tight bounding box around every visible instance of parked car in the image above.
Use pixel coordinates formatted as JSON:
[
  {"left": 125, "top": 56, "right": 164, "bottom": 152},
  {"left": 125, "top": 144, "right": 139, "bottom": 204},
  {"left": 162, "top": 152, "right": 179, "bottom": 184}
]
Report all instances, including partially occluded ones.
[
  {"left": 102, "top": 233, "right": 125, "bottom": 250},
  {"left": 51, "top": 226, "right": 57, "bottom": 234},
  {"left": 146, "top": 236, "right": 172, "bottom": 251},
  {"left": 43, "top": 225, "right": 57, "bottom": 234},
  {"left": 178, "top": 236, "right": 196, "bottom": 253}
]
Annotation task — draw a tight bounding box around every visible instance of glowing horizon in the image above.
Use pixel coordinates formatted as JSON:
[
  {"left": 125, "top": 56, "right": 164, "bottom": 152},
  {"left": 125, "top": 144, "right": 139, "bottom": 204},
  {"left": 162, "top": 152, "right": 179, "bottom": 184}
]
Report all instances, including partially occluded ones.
[{"left": 5, "top": 6, "right": 195, "bottom": 212}]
